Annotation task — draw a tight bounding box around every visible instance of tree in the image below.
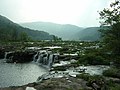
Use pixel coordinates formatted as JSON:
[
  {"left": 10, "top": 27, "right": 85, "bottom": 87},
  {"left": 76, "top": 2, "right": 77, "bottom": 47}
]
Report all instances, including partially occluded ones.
[
  {"left": 53, "top": 35, "right": 62, "bottom": 42},
  {"left": 19, "top": 32, "right": 29, "bottom": 42},
  {"left": 11, "top": 29, "right": 18, "bottom": 41},
  {"left": 99, "top": 0, "right": 120, "bottom": 56}
]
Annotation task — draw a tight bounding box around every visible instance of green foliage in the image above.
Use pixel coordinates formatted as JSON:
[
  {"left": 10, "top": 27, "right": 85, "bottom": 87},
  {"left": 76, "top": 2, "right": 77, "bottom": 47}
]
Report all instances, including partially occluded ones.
[
  {"left": 76, "top": 73, "right": 90, "bottom": 81},
  {"left": 19, "top": 32, "right": 29, "bottom": 41},
  {"left": 53, "top": 35, "right": 62, "bottom": 42},
  {"left": 79, "top": 49, "right": 109, "bottom": 65},
  {"left": 58, "top": 47, "right": 70, "bottom": 54},
  {"left": 106, "top": 80, "right": 120, "bottom": 90},
  {"left": 78, "top": 27, "right": 101, "bottom": 41},
  {"left": 78, "top": 52, "right": 109, "bottom": 65},
  {"left": 77, "top": 74, "right": 105, "bottom": 87},
  {"left": 103, "top": 68, "right": 120, "bottom": 78},
  {"left": 99, "top": 0, "right": 120, "bottom": 56},
  {"left": 109, "top": 83, "right": 120, "bottom": 90},
  {"left": 21, "top": 22, "right": 83, "bottom": 40},
  {"left": 0, "top": 15, "right": 54, "bottom": 42},
  {"left": 77, "top": 73, "right": 120, "bottom": 90},
  {"left": 99, "top": 0, "right": 120, "bottom": 25}
]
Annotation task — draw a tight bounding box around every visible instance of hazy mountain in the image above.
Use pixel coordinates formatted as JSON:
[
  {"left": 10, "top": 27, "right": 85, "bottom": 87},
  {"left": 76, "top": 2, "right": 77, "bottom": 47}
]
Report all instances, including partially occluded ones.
[
  {"left": 0, "top": 15, "right": 104, "bottom": 41},
  {"left": 21, "top": 22, "right": 102, "bottom": 41},
  {"left": 20, "top": 22, "right": 83, "bottom": 40},
  {"left": 77, "top": 27, "right": 101, "bottom": 41},
  {"left": 0, "top": 15, "right": 54, "bottom": 41}
]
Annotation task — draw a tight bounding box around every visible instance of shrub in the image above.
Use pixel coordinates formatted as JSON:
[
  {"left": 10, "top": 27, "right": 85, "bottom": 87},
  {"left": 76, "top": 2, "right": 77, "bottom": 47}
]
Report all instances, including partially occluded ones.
[
  {"left": 109, "top": 83, "right": 120, "bottom": 90},
  {"left": 103, "top": 68, "right": 120, "bottom": 78},
  {"left": 78, "top": 54, "right": 109, "bottom": 65},
  {"left": 76, "top": 73, "right": 90, "bottom": 81}
]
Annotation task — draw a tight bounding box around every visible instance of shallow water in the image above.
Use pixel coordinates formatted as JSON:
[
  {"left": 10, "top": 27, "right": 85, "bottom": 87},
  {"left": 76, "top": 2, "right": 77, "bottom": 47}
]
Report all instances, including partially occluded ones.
[{"left": 0, "top": 59, "right": 48, "bottom": 87}]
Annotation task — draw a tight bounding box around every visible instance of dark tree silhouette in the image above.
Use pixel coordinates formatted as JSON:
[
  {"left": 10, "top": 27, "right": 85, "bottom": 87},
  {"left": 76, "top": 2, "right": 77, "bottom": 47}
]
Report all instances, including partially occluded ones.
[{"left": 99, "top": 0, "right": 120, "bottom": 56}]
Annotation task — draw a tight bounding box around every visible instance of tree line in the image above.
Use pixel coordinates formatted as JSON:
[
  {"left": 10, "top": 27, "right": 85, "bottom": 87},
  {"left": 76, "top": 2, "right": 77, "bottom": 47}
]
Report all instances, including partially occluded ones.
[{"left": 0, "top": 29, "right": 30, "bottom": 42}]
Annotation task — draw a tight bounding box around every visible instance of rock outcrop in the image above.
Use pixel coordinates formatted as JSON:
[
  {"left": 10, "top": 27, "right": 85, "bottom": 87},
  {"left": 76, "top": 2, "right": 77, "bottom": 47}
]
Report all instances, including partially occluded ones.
[{"left": 5, "top": 51, "right": 36, "bottom": 63}]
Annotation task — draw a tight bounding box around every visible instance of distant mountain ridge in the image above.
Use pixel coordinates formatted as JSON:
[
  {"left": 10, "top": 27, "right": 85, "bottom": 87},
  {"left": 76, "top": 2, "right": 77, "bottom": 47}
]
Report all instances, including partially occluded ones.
[
  {"left": 20, "top": 22, "right": 83, "bottom": 40},
  {"left": 0, "top": 15, "right": 54, "bottom": 41},
  {"left": 0, "top": 15, "right": 102, "bottom": 41},
  {"left": 77, "top": 27, "right": 101, "bottom": 41},
  {"left": 21, "top": 22, "right": 101, "bottom": 41}
]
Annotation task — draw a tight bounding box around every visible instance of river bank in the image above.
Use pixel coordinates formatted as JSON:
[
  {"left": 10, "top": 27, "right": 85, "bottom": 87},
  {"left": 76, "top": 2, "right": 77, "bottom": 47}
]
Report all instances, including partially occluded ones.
[
  {"left": 0, "top": 41, "right": 120, "bottom": 90},
  {"left": 1, "top": 72, "right": 120, "bottom": 90},
  {"left": 1, "top": 77, "right": 92, "bottom": 90}
]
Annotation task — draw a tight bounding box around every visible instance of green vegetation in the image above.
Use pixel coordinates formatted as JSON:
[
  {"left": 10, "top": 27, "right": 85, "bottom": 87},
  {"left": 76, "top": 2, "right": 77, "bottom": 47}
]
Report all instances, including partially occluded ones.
[
  {"left": 78, "top": 54, "right": 109, "bottom": 65},
  {"left": 77, "top": 73, "right": 104, "bottom": 83},
  {"left": 77, "top": 73, "right": 120, "bottom": 90},
  {"left": 0, "top": 0, "right": 120, "bottom": 89},
  {"left": 77, "top": 46, "right": 110, "bottom": 65},
  {"left": 103, "top": 68, "right": 120, "bottom": 78},
  {"left": 19, "top": 32, "right": 30, "bottom": 41},
  {"left": 21, "top": 22, "right": 83, "bottom": 40},
  {"left": 97, "top": 1, "right": 120, "bottom": 89},
  {"left": 78, "top": 27, "right": 101, "bottom": 41},
  {"left": 0, "top": 15, "right": 54, "bottom": 42},
  {"left": 99, "top": 0, "right": 120, "bottom": 64},
  {"left": 107, "top": 82, "right": 120, "bottom": 90},
  {"left": 76, "top": 73, "right": 90, "bottom": 81}
]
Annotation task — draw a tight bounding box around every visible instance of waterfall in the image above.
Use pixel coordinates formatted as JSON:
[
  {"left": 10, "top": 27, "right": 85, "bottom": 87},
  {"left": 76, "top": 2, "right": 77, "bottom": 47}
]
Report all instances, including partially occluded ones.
[
  {"left": 48, "top": 54, "right": 53, "bottom": 68},
  {"left": 4, "top": 52, "right": 13, "bottom": 60},
  {"left": 4, "top": 52, "right": 8, "bottom": 60},
  {"left": 33, "top": 52, "right": 38, "bottom": 62},
  {"left": 36, "top": 54, "right": 43, "bottom": 63},
  {"left": 33, "top": 50, "right": 56, "bottom": 68},
  {"left": 4, "top": 51, "right": 14, "bottom": 63}
]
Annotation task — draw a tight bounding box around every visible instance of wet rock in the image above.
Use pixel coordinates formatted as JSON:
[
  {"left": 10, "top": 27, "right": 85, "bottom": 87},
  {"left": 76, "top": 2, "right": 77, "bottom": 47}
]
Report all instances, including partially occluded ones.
[
  {"left": 13, "top": 51, "right": 35, "bottom": 63},
  {"left": 92, "top": 82, "right": 100, "bottom": 90},
  {"left": 5, "top": 51, "right": 36, "bottom": 63},
  {"left": 0, "top": 47, "right": 5, "bottom": 59}
]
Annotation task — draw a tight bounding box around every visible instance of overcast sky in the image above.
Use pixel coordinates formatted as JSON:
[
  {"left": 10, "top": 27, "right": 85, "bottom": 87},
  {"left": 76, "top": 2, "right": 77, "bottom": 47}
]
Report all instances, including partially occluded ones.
[{"left": 0, "top": 0, "right": 113, "bottom": 27}]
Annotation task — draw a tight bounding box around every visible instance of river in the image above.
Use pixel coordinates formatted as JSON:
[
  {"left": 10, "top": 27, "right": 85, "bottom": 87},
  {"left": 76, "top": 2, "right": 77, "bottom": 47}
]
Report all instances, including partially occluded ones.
[{"left": 0, "top": 59, "right": 48, "bottom": 88}]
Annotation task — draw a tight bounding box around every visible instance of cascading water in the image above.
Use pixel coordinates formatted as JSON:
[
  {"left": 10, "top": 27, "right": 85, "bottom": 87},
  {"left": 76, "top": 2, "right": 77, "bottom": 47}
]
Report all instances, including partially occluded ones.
[
  {"left": 4, "top": 52, "right": 14, "bottom": 62},
  {"left": 48, "top": 54, "right": 53, "bottom": 68},
  {"left": 33, "top": 50, "right": 57, "bottom": 68},
  {"left": 33, "top": 52, "right": 38, "bottom": 62},
  {"left": 4, "top": 52, "right": 8, "bottom": 60}
]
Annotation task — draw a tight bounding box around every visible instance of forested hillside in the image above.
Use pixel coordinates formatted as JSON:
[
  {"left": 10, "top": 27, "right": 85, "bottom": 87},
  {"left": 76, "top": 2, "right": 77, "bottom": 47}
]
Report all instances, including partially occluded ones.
[
  {"left": 77, "top": 27, "right": 101, "bottom": 41},
  {"left": 0, "top": 15, "right": 54, "bottom": 41},
  {"left": 21, "top": 22, "right": 83, "bottom": 40},
  {"left": 21, "top": 22, "right": 102, "bottom": 41}
]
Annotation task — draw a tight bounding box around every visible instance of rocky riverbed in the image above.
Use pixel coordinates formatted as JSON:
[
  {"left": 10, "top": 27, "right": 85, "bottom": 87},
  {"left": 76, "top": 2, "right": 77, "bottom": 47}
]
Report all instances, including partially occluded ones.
[{"left": 0, "top": 43, "right": 117, "bottom": 90}]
